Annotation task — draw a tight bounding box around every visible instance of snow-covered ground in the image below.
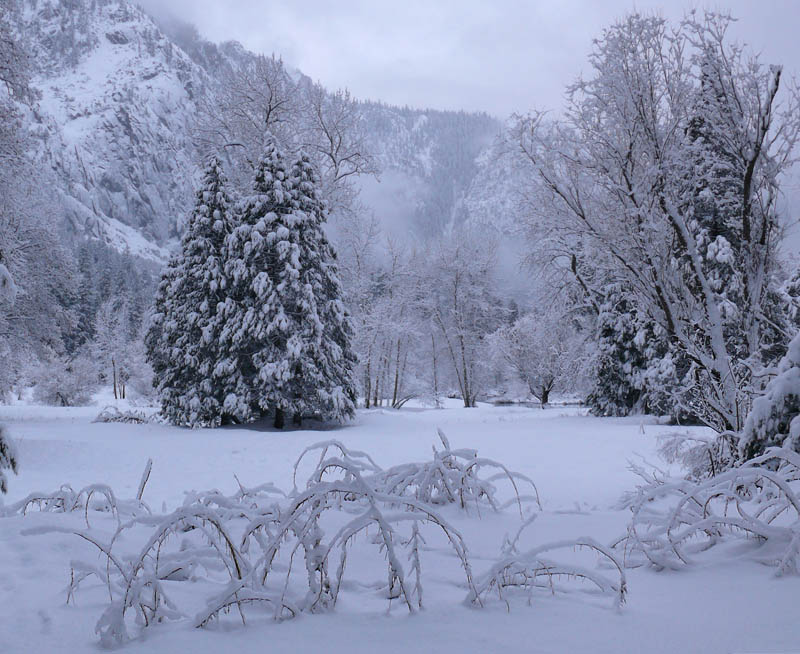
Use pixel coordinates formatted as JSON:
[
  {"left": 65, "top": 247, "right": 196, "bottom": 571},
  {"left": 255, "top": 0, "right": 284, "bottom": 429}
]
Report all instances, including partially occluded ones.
[{"left": 1, "top": 402, "right": 798, "bottom": 653}]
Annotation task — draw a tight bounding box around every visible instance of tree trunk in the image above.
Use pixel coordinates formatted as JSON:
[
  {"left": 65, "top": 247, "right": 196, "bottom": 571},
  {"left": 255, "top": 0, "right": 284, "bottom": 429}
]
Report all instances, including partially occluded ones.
[
  {"left": 431, "top": 333, "right": 441, "bottom": 408},
  {"left": 112, "top": 357, "right": 117, "bottom": 400},
  {"left": 364, "top": 345, "right": 372, "bottom": 409},
  {"left": 391, "top": 339, "right": 402, "bottom": 408},
  {"left": 292, "top": 412, "right": 302, "bottom": 427},
  {"left": 540, "top": 386, "right": 550, "bottom": 409},
  {"left": 274, "top": 408, "right": 285, "bottom": 429}
]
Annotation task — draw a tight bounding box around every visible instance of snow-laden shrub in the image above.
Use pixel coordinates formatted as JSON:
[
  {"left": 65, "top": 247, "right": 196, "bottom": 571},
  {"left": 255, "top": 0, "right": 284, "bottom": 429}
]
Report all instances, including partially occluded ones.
[
  {"left": 655, "top": 430, "right": 737, "bottom": 480},
  {"left": 54, "top": 450, "right": 475, "bottom": 645},
  {"left": 294, "top": 430, "right": 541, "bottom": 514},
  {"left": 617, "top": 448, "right": 800, "bottom": 574},
  {"left": 0, "top": 424, "right": 18, "bottom": 494},
  {"left": 467, "top": 523, "right": 626, "bottom": 610},
  {"left": 19, "top": 435, "right": 622, "bottom": 645},
  {"left": 738, "top": 333, "right": 800, "bottom": 460},
  {"left": 2, "top": 482, "right": 151, "bottom": 526},
  {"left": 2, "top": 459, "right": 153, "bottom": 523},
  {"left": 93, "top": 405, "right": 152, "bottom": 424},
  {"left": 32, "top": 356, "right": 97, "bottom": 406}
]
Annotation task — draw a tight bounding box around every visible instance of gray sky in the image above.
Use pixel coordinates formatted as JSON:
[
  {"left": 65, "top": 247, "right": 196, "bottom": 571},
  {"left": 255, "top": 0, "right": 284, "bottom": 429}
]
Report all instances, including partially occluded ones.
[{"left": 142, "top": 0, "right": 800, "bottom": 117}]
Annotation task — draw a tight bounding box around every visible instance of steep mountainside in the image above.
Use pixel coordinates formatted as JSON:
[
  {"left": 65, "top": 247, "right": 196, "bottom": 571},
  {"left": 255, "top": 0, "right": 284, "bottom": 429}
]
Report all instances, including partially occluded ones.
[{"left": 8, "top": 0, "right": 502, "bottom": 260}]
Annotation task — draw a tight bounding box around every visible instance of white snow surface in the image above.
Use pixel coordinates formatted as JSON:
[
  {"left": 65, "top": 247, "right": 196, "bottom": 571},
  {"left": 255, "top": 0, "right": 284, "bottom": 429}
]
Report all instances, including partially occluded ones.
[{"left": 1, "top": 402, "right": 798, "bottom": 653}]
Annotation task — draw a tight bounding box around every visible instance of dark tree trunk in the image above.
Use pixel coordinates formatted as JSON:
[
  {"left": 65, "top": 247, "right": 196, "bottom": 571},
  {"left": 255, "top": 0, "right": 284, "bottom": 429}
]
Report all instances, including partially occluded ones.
[
  {"left": 274, "top": 408, "right": 285, "bottom": 429},
  {"left": 112, "top": 357, "right": 118, "bottom": 400},
  {"left": 540, "top": 386, "right": 550, "bottom": 408},
  {"left": 292, "top": 412, "right": 302, "bottom": 426}
]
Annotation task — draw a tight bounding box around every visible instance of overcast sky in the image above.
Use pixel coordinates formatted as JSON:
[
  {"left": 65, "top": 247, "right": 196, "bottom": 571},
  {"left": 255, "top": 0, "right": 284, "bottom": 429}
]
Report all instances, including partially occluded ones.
[{"left": 141, "top": 0, "right": 800, "bottom": 117}]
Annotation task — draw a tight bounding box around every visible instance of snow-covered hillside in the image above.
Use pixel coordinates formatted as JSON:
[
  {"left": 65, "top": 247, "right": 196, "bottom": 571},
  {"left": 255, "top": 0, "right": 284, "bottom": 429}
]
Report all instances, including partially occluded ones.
[{"left": 6, "top": 0, "right": 501, "bottom": 261}]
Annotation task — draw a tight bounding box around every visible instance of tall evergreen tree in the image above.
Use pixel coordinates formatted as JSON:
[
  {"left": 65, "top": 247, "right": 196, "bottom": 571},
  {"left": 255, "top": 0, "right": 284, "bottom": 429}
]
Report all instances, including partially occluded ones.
[
  {"left": 263, "top": 152, "right": 358, "bottom": 427},
  {"left": 145, "top": 156, "right": 235, "bottom": 426},
  {"left": 739, "top": 331, "right": 800, "bottom": 460},
  {"left": 683, "top": 55, "right": 790, "bottom": 414},
  {"left": 215, "top": 140, "right": 294, "bottom": 424}
]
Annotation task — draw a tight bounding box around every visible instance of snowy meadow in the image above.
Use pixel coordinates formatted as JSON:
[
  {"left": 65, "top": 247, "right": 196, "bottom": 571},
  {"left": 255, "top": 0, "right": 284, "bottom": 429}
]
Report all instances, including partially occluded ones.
[{"left": 2, "top": 402, "right": 799, "bottom": 653}]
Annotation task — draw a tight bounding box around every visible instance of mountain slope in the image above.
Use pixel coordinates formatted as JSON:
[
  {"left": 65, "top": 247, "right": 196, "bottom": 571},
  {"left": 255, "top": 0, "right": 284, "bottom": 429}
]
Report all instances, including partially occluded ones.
[{"left": 8, "top": 0, "right": 502, "bottom": 260}]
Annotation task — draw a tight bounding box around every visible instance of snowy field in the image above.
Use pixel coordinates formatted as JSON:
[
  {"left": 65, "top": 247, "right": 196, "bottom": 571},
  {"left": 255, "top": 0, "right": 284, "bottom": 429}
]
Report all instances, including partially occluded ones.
[{"left": 1, "top": 402, "right": 799, "bottom": 654}]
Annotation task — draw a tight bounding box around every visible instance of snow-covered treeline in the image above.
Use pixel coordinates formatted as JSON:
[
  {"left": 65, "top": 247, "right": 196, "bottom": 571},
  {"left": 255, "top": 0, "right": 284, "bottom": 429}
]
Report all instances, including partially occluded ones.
[{"left": 508, "top": 13, "right": 800, "bottom": 460}]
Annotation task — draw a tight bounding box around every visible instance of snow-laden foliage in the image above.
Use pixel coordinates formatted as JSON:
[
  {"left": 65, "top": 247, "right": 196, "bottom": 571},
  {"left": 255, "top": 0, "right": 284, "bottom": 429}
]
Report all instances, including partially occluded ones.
[
  {"left": 467, "top": 530, "right": 626, "bottom": 610},
  {"left": 489, "top": 311, "right": 586, "bottom": 408},
  {"left": 0, "top": 424, "right": 18, "bottom": 494},
  {"left": 738, "top": 332, "right": 800, "bottom": 460},
  {"left": 216, "top": 139, "right": 357, "bottom": 427},
  {"left": 92, "top": 405, "right": 153, "bottom": 425},
  {"left": 655, "top": 430, "right": 737, "bottom": 480},
  {"left": 212, "top": 141, "right": 292, "bottom": 423},
  {"left": 2, "top": 482, "right": 150, "bottom": 526},
  {"left": 259, "top": 152, "right": 358, "bottom": 426},
  {"left": 515, "top": 13, "right": 800, "bottom": 433},
  {"left": 146, "top": 156, "right": 235, "bottom": 427},
  {"left": 32, "top": 355, "right": 97, "bottom": 407},
  {"left": 617, "top": 448, "right": 800, "bottom": 574},
  {"left": 17, "top": 433, "right": 626, "bottom": 644},
  {"left": 587, "top": 284, "right": 684, "bottom": 419},
  {"left": 43, "top": 442, "right": 476, "bottom": 644},
  {"left": 359, "top": 429, "right": 541, "bottom": 513}
]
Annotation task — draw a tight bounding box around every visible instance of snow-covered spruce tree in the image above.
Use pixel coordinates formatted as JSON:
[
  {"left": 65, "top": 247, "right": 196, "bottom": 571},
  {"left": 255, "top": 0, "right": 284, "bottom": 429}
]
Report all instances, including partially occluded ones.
[
  {"left": 587, "top": 283, "right": 684, "bottom": 419},
  {"left": 214, "top": 141, "right": 293, "bottom": 424},
  {"left": 260, "top": 152, "right": 358, "bottom": 427},
  {"left": 145, "top": 156, "right": 235, "bottom": 427},
  {"left": 738, "top": 332, "right": 800, "bottom": 460},
  {"left": 681, "top": 54, "right": 788, "bottom": 398},
  {"left": 0, "top": 424, "right": 17, "bottom": 495},
  {"left": 587, "top": 287, "right": 648, "bottom": 416}
]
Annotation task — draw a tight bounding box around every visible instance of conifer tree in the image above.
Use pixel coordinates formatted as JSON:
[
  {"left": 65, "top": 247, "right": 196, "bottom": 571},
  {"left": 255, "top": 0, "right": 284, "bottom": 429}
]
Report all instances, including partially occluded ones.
[
  {"left": 0, "top": 261, "right": 18, "bottom": 493},
  {"left": 739, "top": 331, "right": 800, "bottom": 460},
  {"left": 587, "top": 283, "right": 687, "bottom": 420},
  {"left": 146, "top": 156, "right": 234, "bottom": 427},
  {"left": 0, "top": 424, "right": 17, "bottom": 495},
  {"left": 261, "top": 152, "right": 358, "bottom": 427},
  {"left": 215, "top": 140, "right": 294, "bottom": 424}
]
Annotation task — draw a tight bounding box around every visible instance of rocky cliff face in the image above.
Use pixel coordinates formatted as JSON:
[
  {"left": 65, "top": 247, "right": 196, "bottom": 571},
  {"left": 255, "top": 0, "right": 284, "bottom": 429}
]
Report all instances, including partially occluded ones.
[{"left": 8, "top": 0, "right": 502, "bottom": 261}]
